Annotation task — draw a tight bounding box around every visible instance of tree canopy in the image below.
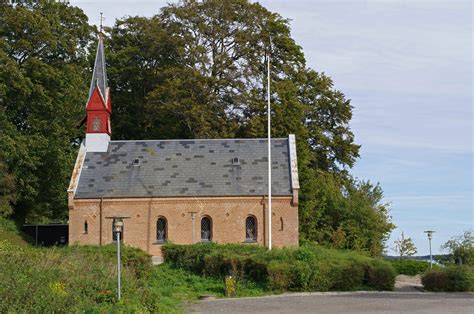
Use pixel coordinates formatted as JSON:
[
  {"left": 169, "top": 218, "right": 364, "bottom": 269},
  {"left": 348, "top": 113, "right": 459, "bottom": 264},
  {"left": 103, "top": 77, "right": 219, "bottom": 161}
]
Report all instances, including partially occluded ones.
[
  {"left": 442, "top": 230, "right": 474, "bottom": 265},
  {"left": 392, "top": 232, "right": 418, "bottom": 259},
  {"left": 0, "top": 0, "right": 394, "bottom": 255},
  {"left": 0, "top": 0, "right": 93, "bottom": 222}
]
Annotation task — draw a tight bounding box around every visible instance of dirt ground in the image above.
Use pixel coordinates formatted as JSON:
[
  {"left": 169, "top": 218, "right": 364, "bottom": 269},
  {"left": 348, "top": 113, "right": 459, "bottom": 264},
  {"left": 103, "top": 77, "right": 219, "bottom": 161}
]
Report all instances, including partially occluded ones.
[{"left": 394, "top": 274, "right": 423, "bottom": 292}]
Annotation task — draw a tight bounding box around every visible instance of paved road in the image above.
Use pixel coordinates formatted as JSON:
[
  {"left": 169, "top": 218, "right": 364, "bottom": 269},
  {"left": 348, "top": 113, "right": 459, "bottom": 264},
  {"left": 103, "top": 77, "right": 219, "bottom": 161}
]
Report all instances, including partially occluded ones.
[{"left": 187, "top": 291, "right": 474, "bottom": 314}]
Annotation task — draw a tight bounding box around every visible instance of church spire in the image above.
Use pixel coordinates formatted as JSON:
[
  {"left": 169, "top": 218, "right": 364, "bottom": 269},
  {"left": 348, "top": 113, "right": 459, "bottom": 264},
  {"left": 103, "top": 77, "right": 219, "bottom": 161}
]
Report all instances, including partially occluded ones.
[
  {"left": 88, "top": 35, "right": 108, "bottom": 104},
  {"left": 85, "top": 31, "right": 111, "bottom": 153}
]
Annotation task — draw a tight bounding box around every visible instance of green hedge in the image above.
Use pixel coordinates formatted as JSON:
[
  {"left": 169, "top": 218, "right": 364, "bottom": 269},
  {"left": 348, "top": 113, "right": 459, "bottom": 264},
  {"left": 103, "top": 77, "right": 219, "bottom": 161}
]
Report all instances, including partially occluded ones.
[
  {"left": 390, "top": 259, "right": 435, "bottom": 276},
  {"left": 422, "top": 266, "right": 474, "bottom": 292},
  {"left": 163, "top": 243, "right": 396, "bottom": 292}
]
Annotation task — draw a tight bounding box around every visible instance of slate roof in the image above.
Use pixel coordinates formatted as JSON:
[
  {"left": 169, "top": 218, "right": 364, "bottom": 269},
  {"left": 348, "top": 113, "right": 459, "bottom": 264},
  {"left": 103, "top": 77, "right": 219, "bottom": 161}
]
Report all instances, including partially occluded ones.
[{"left": 74, "top": 138, "right": 293, "bottom": 199}]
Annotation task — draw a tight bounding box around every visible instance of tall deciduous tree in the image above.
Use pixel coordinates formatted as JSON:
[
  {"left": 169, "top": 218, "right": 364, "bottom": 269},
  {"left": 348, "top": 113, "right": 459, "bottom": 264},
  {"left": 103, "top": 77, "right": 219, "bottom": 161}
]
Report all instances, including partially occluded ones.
[
  {"left": 0, "top": 0, "right": 93, "bottom": 222},
  {"left": 0, "top": 0, "right": 395, "bottom": 254},
  {"left": 106, "top": 0, "right": 393, "bottom": 255},
  {"left": 107, "top": 0, "right": 360, "bottom": 170}
]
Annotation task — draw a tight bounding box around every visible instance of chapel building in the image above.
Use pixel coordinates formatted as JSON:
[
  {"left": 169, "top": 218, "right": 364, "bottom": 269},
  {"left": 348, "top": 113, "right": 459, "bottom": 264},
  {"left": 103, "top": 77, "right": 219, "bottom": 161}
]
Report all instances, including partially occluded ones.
[{"left": 67, "top": 36, "right": 299, "bottom": 257}]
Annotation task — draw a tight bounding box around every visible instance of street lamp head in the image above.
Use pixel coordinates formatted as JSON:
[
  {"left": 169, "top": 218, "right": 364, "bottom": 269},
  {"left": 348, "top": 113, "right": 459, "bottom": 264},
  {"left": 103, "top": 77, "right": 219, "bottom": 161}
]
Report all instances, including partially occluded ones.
[
  {"left": 424, "top": 230, "right": 435, "bottom": 240},
  {"left": 105, "top": 215, "right": 129, "bottom": 233},
  {"left": 114, "top": 219, "right": 124, "bottom": 233}
]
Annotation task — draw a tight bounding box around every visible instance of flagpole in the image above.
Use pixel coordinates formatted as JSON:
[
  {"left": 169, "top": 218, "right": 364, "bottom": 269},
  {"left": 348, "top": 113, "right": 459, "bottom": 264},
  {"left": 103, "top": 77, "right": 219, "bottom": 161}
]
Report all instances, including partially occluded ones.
[{"left": 267, "top": 37, "right": 272, "bottom": 250}]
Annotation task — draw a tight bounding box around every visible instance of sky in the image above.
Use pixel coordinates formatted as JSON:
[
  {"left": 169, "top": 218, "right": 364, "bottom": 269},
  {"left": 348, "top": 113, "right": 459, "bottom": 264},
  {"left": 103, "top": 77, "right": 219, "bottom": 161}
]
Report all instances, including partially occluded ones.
[{"left": 70, "top": 0, "right": 473, "bottom": 255}]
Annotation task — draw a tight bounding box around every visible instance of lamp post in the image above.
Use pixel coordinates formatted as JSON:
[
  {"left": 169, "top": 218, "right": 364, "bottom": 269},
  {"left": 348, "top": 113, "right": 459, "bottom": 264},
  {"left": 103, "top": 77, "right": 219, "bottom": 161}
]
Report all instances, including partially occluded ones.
[
  {"left": 114, "top": 218, "right": 123, "bottom": 300},
  {"left": 106, "top": 215, "right": 129, "bottom": 301},
  {"left": 424, "top": 230, "right": 435, "bottom": 269}
]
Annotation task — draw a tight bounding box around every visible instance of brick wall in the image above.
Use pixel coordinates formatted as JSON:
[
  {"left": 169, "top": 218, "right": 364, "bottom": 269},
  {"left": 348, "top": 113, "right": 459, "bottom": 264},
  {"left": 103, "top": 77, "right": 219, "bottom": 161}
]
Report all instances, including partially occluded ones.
[{"left": 69, "top": 196, "right": 298, "bottom": 256}]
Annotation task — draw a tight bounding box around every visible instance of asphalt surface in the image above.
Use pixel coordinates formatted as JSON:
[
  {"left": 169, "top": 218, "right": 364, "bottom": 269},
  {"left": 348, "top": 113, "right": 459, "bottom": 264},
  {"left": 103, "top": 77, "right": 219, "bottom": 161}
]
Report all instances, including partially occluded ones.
[{"left": 187, "top": 291, "right": 474, "bottom": 314}]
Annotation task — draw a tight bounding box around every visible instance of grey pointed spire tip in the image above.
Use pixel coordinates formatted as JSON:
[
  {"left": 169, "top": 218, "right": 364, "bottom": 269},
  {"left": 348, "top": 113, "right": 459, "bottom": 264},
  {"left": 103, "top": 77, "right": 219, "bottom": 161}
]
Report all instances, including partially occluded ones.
[{"left": 88, "top": 36, "right": 108, "bottom": 103}]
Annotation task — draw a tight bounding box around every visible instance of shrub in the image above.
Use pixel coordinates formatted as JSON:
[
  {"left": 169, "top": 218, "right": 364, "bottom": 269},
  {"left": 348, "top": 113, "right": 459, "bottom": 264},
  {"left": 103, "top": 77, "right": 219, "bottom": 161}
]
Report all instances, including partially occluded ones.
[
  {"left": 163, "top": 243, "right": 396, "bottom": 292},
  {"left": 294, "top": 246, "right": 316, "bottom": 262},
  {"left": 0, "top": 217, "right": 17, "bottom": 233},
  {"left": 163, "top": 243, "right": 216, "bottom": 273},
  {"left": 365, "top": 259, "right": 396, "bottom": 290},
  {"left": 422, "top": 270, "right": 450, "bottom": 291},
  {"left": 329, "top": 259, "right": 366, "bottom": 291},
  {"left": 445, "top": 267, "right": 474, "bottom": 291},
  {"left": 422, "top": 266, "right": 474, "bottom": 292},
  {"left": 120, "top": 246, "right": 153, "bottom": 279},
  {"left": 308, "top": 263, "right": 332, "bottom": 291},
  {"left": 0, "top": 217, "right": 31, "bottom": 246},
  {"left": 390, "top": 259, "right": 433, "bottom": 276},
  {"left": 267, "top": 261, "right": 294, "bottom": 290}
]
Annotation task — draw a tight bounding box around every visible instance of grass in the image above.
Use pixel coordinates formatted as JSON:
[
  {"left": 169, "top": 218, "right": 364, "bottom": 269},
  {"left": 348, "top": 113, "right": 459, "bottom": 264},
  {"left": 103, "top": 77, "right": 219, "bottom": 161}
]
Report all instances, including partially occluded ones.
[
  {"left": 0, "top": 217, "right": 30, "bottom": 247},
  {"left": 0, "top": 217, "right": 269, "bottom": 313},
  {"left": 149, "top": 264, "right": 269, "bottom": 312},
  {"left": 0, "top": 218, "right": 396, "bottom": 312}
]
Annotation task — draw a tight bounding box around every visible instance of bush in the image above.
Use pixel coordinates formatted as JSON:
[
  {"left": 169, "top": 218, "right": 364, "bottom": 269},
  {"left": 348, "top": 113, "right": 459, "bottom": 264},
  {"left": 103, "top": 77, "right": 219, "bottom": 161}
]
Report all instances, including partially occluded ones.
[
  {"left": 422, "top": 270, "right": 450, "bottom": 291},
  {"left": 445, "top": 267, "right": 474, "bottom": 291},
  {"left": 163, "top": 243, "right": 216, "bottom": 273},
  {"left": 422, "top": 266, "right": 474, "bottom": 292},
  {"left": 0, "top": 217, "right": 17, "bottom": 233},
  {"left": 163, "top": 243, "right": 396, "bottom": 292},
  {"left": 328, "top": 259, "right": 366, "bottom": 291},
  {"left": 366, "top": 259, "right": 396, "bottom": 290},
  {"left": 267, "top": 261, "right": 294, "bottom": 290},
  {"left": 390, "top": 259, "right": 433, "bottom": 276},
  {"left": 0, "top": 217, "right": 31, "bottom": 246}
]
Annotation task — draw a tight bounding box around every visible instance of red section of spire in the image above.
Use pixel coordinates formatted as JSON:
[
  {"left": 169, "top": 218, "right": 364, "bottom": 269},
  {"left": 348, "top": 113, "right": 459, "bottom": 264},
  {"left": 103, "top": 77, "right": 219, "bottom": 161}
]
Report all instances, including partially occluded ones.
[{"left": 86, "top": 86, "right": 111, "bottom": 135}]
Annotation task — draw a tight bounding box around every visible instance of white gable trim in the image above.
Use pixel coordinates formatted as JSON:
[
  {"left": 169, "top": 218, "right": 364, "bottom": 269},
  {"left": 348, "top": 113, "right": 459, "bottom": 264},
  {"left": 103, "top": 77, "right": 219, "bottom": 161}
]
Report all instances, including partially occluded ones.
[
  {"left": 68, "top": 141, "right": 87, "bottom": 194},
  {"left": 288, "top": 134, "right": 299, "bottom": 190}
]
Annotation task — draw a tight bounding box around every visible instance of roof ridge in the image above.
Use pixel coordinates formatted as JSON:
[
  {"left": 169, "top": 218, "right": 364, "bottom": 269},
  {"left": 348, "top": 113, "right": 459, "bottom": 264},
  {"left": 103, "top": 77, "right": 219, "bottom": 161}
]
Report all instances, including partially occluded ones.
[{"left": 110, "top": 137, "right": 288, "bottom": 143}]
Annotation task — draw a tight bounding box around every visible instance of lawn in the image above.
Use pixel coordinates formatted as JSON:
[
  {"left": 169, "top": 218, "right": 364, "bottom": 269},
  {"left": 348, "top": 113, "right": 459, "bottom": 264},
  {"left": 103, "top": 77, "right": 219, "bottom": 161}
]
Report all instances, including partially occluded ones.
[
  {"left": 0, "top": 218, "right": 268, "bottom": 312},
  {"left": 0, "top": 218, "right": 396, "bottom": 312}
]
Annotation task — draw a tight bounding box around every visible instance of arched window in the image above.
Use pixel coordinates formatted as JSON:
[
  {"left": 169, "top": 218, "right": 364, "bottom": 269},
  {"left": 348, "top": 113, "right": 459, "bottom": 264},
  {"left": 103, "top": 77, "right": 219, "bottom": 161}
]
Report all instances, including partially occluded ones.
[
  {"left": 245, "top": 216, "right": 257, "bottom": 242},
  {"left": 201, "top": 216, "right": 212, "bottom": 242},
  {"left": 156, "top": 217, "right": 167, "bottom": 243},
  {"left": 84, "top": 221, "right": 88, "bottom": 234}
]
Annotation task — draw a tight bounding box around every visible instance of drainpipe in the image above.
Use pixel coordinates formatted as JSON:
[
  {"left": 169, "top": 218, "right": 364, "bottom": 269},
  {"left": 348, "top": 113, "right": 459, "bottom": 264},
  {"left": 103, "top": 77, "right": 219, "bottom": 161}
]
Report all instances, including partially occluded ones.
[
  {"left": 99, "top": 197, "right": 103, "bottom": 245},
  {"left": 190, "top": 212, "right": 197, "bottom": 243},
  {"left": 147, "top": 198, "right": 152, "bottom": 253}
]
